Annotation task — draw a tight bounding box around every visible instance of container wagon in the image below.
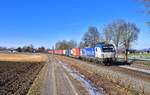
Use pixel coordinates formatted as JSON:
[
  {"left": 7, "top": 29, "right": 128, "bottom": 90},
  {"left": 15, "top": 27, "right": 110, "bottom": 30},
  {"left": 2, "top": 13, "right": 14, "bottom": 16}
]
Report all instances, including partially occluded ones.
[
  {"left": 63, "top": 50, "right": 66, "bottom": 55},
  {"left": 65, "top": 49, "right": 72, "bottom": 57},
  {"left": 54, "top": 50, "right": 63, "bottom": 55},
  {"left": 48, "top": 50, "right": 54, "bottom": 54},
  {"left": 71, "top": 48, "right": 80, "bottom": 58},
  {"left": 80, "top": 48, "right": 95, "bottom": 61}
]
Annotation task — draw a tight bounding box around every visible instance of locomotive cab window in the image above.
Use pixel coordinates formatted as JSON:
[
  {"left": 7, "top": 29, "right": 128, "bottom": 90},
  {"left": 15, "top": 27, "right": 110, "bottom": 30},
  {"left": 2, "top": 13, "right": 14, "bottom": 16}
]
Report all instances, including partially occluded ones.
[
  {"left": 102, "top": 45, "right": 114, "bottom": 52},
  {"left": 96, "top": 48, "right": 98, "bottom": 52}
]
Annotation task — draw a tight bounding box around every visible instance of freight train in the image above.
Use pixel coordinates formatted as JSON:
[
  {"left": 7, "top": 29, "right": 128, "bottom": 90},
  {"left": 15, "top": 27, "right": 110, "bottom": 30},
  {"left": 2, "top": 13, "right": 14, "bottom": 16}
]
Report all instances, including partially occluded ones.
[{"left": 48, "top": 42, "right": 116, "bottom": 65}]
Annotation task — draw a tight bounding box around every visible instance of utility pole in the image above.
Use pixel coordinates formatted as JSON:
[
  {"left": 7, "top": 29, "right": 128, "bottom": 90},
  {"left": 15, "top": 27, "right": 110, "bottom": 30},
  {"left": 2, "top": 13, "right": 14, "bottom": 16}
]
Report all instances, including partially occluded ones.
[{"left": 52, "top": 46, "right": 54, "bottom": 55}]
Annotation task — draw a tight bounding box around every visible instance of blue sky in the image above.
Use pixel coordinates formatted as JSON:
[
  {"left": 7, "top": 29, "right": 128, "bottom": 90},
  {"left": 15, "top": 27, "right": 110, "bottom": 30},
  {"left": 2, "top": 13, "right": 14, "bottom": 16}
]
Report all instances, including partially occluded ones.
[{"left": 0, "top": 0, "right": 149, "bottom": 49}]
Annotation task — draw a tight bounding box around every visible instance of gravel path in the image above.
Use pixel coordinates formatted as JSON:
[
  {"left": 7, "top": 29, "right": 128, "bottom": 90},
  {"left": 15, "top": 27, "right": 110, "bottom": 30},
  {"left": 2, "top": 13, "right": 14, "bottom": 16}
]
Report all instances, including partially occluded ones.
[
  {"left": 41, "top": 56, "right": 90, "bottom": 95},
  {"left": 41, "top": 58, "right": 57, "bottom": 95}
]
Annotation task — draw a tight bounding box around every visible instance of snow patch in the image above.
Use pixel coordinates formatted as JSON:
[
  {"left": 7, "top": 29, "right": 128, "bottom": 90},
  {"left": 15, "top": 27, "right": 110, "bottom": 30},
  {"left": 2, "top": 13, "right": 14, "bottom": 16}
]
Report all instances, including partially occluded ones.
[
  {"left": 59, "top": 61, "right": 104, "bottom": 95},
  {"left": 119, "top": 65, "right": 150, "bottom": 74}
]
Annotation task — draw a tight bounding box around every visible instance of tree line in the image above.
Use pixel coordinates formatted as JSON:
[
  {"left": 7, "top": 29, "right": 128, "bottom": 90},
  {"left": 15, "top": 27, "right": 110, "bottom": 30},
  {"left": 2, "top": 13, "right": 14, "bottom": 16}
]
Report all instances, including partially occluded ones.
[
  {"left": 55, "top": 40, "right": 77, "bottom": 50},
  {"left": 141, "top": 0, "right": 150, "bottom": 27},
  {"left": 16, "top": 45, "right": 47, "bottom": 53},
  {"left": 55, "top": 19, "right": 140, "bottom": 61}
]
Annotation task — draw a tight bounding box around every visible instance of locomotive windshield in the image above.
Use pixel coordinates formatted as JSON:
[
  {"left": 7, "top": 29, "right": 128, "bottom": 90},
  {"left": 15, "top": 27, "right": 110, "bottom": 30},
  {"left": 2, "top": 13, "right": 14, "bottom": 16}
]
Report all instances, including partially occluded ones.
[{"left": 102, "top": 45, "right": 114, "bottom": 52}]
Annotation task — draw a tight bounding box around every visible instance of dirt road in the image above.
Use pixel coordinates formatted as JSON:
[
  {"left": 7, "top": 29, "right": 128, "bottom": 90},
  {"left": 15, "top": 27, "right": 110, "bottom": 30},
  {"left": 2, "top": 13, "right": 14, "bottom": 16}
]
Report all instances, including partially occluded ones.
[{"left": 40, "top": 56, "right": 96, "bottom": 95}]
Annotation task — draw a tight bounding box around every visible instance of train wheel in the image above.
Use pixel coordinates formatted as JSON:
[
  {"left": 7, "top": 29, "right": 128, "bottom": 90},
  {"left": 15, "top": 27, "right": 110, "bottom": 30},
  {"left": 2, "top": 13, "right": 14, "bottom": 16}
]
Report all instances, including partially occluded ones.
[{"left": 95, "top": 59, "right": 99, "bottom": 64}]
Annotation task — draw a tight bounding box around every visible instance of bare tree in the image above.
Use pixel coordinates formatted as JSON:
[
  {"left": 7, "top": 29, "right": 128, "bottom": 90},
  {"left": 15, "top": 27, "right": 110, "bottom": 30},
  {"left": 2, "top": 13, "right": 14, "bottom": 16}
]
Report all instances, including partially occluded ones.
[
  {"left": 68, "top": 40, "right": 77, "bottom": 48},
  {"left": 16, "top": 47, "right": 22, "bottom": 52},
  {"left": 55, "top": 41, "right": 60, "bottom": 50},
  {"left": 139, "top": 0, "right": 150, "bottom": 28},
  {"left": 103, "top": 20, "right": 140, "bottom": 61},
  {"left": 121, "top": 22, "right": 140, "bottom": 61},
  {"left": 37, "top": 46, "right": 46, "bottom": 52},
  {"left": 103, "top": 24, "right": 113, "bottom": 43},
  {"left": 21, "top": 44, "right": 34, "bottom": 52},
  {"left": 55, "top": 40, "right": 77, "bottom": 49},
  {"left": 56, "top": 40, "right": 69, "bottom": 49},
  {"left": 103, "top": 20, "right": 125, "bottom": 58},
  {"left": 82, "top": 26, "right": 101, "bottom": 47},
  {"left": 79, "top": 41, "right": 85, "bottom": 48}
]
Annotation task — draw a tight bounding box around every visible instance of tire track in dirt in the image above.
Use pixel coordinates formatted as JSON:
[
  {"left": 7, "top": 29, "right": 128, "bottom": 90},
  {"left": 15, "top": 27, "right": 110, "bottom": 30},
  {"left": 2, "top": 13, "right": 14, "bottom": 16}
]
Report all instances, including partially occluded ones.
[
  {"left": 41, "top": 56, "right": 89, "bottom": 95},
  {"left": 41, "top": 58, "right": 57, "bottom": 95}
]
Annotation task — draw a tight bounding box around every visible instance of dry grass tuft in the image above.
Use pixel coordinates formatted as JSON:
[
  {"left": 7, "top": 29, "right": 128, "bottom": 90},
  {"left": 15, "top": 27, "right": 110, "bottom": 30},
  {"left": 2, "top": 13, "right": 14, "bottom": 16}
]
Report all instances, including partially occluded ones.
[
  {"left": 57, "top": 56, "right": 132, "bottom": 95},
  {"left": 57, "top": 55, "right": 150, "bottom": 95}
]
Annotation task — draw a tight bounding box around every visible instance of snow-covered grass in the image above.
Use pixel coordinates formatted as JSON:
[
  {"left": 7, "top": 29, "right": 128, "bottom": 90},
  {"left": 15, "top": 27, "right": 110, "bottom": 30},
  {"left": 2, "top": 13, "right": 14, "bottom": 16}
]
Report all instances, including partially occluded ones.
[{"left": 59, "top": 61, "right": 104, "bottom": 95}]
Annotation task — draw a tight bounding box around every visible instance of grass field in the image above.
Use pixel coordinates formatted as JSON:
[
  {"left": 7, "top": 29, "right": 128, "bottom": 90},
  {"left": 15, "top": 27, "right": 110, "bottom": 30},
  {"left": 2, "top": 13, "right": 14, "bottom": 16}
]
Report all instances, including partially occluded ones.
[
  {"left": 118, "top": 53, "right": 150, "bottom": 62},
  {"left": 129, "top": 53, "right": 150, "bottom": 57},
  {"left": 0, "top": 53, "right": 48, "bottom": 62}
]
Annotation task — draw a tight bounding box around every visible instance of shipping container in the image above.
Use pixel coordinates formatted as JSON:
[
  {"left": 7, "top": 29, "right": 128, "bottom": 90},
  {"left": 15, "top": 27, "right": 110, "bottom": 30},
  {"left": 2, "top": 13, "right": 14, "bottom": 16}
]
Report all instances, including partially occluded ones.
[
  {"left": 80, "top": 48, "right": 95, "bottom": 61},
  {"left": 54, "top": 50, "right": 63, "bottom": 55},
  {"left": 48, "top": 50, "right": 54, "bottom": 54},
  {"left": 80, "top": 48, "right": 85, "bottom": 57},
  {"left": 60, "top": 50, "right": 63, "bottom": 55},
  {"left": 54, "top": 50, "right": 58, "bottom": 54},
  {"left": 65, "top": 49, "right": 71, "bottom": 56},
  {"left": 63, "top": 50, "right": 66, "bottom": 55},
  {"left": 71, "top": 48, "right": 80, "bottom": 58},
  {"left": 83, "top": 48, "right": 95, "bottom": 58}
]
